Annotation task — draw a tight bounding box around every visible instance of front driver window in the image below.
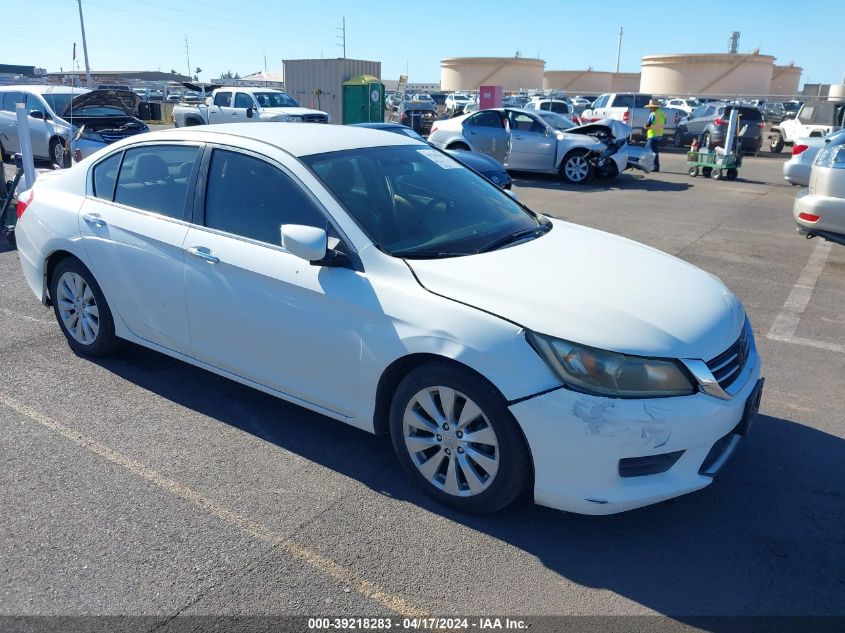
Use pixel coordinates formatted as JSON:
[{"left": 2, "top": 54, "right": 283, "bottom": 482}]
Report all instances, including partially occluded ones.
[
  {"left": 234, "top": 93, "right": 254, "bottom": 109},
  {"left": 204, "top": 149, "right": 326, "bottom": 245}
]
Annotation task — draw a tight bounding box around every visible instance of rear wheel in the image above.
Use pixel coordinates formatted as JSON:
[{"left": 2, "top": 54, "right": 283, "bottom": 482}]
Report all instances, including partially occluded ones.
[
  {"left": 389, "top": 361, "right": 531, "bottom": 514},
  {"left": 770, "top": 132, "right": 784, "bottom": 153},
  {"left": 688, "top": 166, "right": 699, "bottom": 177},
  {"left": 701, "top": 132, "right": 711, "bottom": 149},
  {"left": 560, "top": 149, "right": 594, "bottom": 184},
  {"left": 673, "top": 130, "right": 684, "bottom": 147},
  {"left": 726, "top": 168, "right": 738, "bottom": 180},
  {"left": 711, "top": 169, "right": 723, "bottom": 180},
  {"left": 50, "top": 258, "right": 120, "bottom": 357}
]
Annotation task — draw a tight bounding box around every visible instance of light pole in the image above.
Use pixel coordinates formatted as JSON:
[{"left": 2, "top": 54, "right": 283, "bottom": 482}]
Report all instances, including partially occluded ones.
[{"left": 76, "top": 0, "right": 92, "bottom": 86}]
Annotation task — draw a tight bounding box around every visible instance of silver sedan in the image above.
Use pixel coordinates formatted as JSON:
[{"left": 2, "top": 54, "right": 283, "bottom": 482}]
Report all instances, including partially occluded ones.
[{"left": 794, "top": 131, "right": 845, "bottom": 246}]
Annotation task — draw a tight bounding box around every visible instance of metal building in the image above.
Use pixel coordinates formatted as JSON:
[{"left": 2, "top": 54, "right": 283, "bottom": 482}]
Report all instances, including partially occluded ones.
[
  {"left": 282, "top": 58, "right": 381, "bottom": 124},
  {"left": 440, "top": 57, "right": 544, "bottom": 92}
]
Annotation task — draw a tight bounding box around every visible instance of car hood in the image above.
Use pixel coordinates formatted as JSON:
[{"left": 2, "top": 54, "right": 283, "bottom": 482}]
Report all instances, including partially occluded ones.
[
  {"left": 566, "top": 118, "right": 631, "bottom": 140},
  {"left": 63, "top": 89, "right": 141, "bottom": 117},
  {"left": 407, "top": 219, "right": 745, "bottom": 360}
]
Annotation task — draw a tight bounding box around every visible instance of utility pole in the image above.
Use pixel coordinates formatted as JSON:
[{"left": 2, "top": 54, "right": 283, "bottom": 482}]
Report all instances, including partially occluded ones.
[
  {"left": 184, "top": 36, "right": 192, "bottom": 80},
  {"left": 615, "top": 27, "right": 623, "bottom": 73},
  {"left": 76, "top": 0, "right": 92, "bottom": 86},
  {"left": 337, "top": 17, "right": 346, "bottom": 58}
]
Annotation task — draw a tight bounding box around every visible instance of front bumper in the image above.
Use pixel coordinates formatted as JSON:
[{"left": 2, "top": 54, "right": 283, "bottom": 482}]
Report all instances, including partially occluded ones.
[{"left": 509, "top": 348, "right": 762, "bottom": 515}]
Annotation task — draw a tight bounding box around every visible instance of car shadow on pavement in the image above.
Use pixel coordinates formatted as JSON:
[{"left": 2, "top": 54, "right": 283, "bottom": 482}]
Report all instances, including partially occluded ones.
[
  {"left": 91, "top": 344, "right": 845, "bottom": 623},
  {"left": 512, "top": 173, "right": 693, "bottom": 193}
]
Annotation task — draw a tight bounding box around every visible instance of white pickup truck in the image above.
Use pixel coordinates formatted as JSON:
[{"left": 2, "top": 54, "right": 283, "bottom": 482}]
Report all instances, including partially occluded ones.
[
  {"left": 580, "top": 93, "right": 685, "bottom": 140},
  {"left": 173, "top": 87, "right": 329, "bottom": 127}
]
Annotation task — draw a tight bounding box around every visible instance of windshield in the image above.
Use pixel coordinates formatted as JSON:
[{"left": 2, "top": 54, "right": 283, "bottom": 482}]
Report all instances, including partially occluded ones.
[
  {"left": 302, "top": 145, "right": 547, "bottom": 258},
  {"left": 253, "top": 92, "right": 299, "bottom": 108},
  {"left": 40, "top": 93, "right": 74, "bottom": 114},
  {"left": 783, "top": 102, "right": 801, "bottom": 112},
  {"left": 534, "top": 110, "right": 577, "bottom": 130}
]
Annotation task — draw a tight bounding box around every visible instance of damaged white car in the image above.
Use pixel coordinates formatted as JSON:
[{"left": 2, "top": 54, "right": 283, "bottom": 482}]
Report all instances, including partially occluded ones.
[
  {"left": 427, "top": 108, "right": 653, "bottom": 184},
  {"left": 15, "top": 124, "right": 761, "bottom": 516}
]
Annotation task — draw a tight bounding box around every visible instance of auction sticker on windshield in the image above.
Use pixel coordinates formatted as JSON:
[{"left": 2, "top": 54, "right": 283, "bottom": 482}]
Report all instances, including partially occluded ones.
[{"left": 418, "top": 149, "right": 461, "bottom": 169}]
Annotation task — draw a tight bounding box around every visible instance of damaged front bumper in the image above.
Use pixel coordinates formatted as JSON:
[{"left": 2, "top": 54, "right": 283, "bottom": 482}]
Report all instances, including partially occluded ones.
[{"left": 509, "top": 351, "right": 762, "bottom": 515}]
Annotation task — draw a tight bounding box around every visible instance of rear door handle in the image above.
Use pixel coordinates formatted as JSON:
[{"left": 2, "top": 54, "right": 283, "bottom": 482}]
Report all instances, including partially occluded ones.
[
  {"left": 82, "top": 213, "right": 106, "bottom": 228},
  {"left": 187, "top": 246, "right": 220, "bottom": 264}
]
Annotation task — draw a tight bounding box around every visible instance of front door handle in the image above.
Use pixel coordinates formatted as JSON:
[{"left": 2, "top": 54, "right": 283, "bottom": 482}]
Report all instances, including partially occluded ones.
[
  {"left": 82, "top": 213, "right": 106, "bottom": 228},
  {"left": 187, "top": 246, "right": 220, "bottom": 264}
]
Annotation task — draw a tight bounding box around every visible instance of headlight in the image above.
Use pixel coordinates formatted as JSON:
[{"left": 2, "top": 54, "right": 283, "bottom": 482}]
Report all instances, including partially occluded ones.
[
  {"left": 285, "top": 115, "right": 304, "bottom": 122},
  {"left": 526, "top": 331, "right": 696, "bottom": 398}
]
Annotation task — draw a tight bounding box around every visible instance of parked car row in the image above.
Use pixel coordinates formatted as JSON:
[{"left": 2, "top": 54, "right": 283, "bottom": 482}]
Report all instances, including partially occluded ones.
[
  {"left": 793, "top": 129, "right": 845, "bottom": 246},
  {"left": 673, "top": 103, "right": 766, "bottom": 153}
]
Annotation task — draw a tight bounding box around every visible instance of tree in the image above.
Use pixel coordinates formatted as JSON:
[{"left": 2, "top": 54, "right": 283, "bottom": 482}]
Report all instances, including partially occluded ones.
[{"left": 170, "top": 69, "right": 177, "bottom": 75}]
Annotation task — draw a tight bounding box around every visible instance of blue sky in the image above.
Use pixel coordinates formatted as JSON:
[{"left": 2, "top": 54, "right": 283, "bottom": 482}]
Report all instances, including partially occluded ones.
[{"left": 18, "top": 0, "right": 845, "bottom": 87}]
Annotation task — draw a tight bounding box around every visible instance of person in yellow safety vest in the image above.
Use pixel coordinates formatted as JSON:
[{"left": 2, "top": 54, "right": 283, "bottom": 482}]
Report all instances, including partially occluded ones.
[{"left": 643, "top": 99, "right": 666, "bottom": 173}]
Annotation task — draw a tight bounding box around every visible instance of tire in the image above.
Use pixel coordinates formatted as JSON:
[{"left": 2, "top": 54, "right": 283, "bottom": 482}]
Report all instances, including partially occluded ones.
[
  {"left": 560, "top": 149, "right": 594, "bottom": 184},
  {"left": 726, "top": 168, "right": 738, "bottom": 180},
  {"left": 770, "top": 132, "right": 784, "bottom": 153},
  {"left": 50, "top": 257, "right": 120, "bottom": 357},
  {"left": 711, "top": 169, "right": 722, "bottom": 180},
  {"left": 49, "top": 137, "right": 66, "bottom": 167},
  {"left": 702, "top": 167, "right": 712, "bottom": 178},
  {"left": 185, "top": 118, "right": 201, "bottom": 127},
  {"left": 0, "top": 139, "right": 6, "bottom": 162},
  {"left": 673, "top": 130, "right": 684, "bottom": 147},
  {"left": 688, "top": 166, "right": 699, "bottom": 177},
  {"left": 389, "top": 361, "right": 532, "bottom": 514},
  {"left": 701, "top": 132, "right": 711, "bottom": 149},
  {"left": 447, "top": 142, "right": 470, "bottom": 151}
]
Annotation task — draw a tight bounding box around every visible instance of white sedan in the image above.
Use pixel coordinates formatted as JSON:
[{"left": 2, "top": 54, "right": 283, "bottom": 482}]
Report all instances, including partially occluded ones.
[{"left": 15, "top": 123, "right": 763, "bottom": 515}]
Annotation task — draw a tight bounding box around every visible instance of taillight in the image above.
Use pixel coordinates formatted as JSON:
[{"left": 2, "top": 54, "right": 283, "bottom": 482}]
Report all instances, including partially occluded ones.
[
  {"left": 798, "top": 212, "right": 820, "bottom": 222},
  {"left": 714, "top": 118, "right": 726, "bottom": 125},
  {"left": 622, "top": 111, "right": 630, "bottom": 123},
  {"left": 792, "top": 144, "right": 809, "bottom": 156},
  {"left": 757, "top": 122, "right": 766, "bottom": 128},
  {"left": 16, "top": 189, "right": 33, "bottom": 219},
  {"left": 430, "top": 126, "right": 438, "bottom": 135}
]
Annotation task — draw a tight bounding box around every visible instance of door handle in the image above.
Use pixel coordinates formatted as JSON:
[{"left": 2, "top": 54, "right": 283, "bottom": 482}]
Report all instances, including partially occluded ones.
[
  {"left": 82, "top": 213, "right": 106, "bottom": 228},
  {"left": 187, "top": 246, "right": 220, "bottom": 264}
]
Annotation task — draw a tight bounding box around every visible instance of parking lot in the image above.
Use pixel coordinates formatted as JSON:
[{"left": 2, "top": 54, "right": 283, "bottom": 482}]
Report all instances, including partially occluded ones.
[{"left": 1, "top": 146, "right": 843, "bottom": 628}]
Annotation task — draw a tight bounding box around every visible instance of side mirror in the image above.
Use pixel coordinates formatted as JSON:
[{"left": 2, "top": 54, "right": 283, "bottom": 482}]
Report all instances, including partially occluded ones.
[
  {"left": 281, "top": 224, "right": 328, "bottom": 262},
  {"left": 29, "top": 110, "right": 45, "bottom": 120},
  {"left": 206, "top": 97, "right": 213, "bottom": 106},
  {"left": 246, "top": 107, "right": 254, "bottom": 118}
]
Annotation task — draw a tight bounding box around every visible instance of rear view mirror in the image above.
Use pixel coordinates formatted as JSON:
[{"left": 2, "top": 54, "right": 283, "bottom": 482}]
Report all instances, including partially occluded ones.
[
  {"left": 29, "top": 110, "right": 44, "bottom": 120},
  {"left": 246, "top": 107, "right": 254, "bottom": 118},
  {"left": 281, "top": 224, "right": 327, "bottom": 262}
]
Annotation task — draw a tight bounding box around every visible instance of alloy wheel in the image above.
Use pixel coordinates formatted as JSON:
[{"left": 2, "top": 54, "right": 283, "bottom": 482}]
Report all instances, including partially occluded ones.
[
  {"left": 55, "top": 271, "right": 100, "bottom": 345},
  {"left": 564, "top": 155, "right": 590, "bottom": 182},
  {"left": 402, "top": 386, "right": 499, "bottom": 497}
]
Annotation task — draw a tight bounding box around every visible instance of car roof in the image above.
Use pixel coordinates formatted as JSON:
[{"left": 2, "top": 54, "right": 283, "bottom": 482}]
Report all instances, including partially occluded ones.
[
  {"left": 122, "top": 122, "right": 424, "bottom": 157},
  {"left": 0, "top": 84, "right": 89, "bottom": 95}
]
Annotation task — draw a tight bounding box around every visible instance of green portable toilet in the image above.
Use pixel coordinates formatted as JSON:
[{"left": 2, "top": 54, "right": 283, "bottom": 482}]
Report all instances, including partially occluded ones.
[{"left": 343, "top": 75, "right": 385, "bottom": 124}]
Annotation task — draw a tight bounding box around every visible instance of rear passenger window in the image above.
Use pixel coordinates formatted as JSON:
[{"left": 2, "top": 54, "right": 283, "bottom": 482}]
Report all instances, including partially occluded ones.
[
  {"left": 213, "top": 91, "right": 232, "bottom": 107},
  {"left": 92, "top": 152, "right": 122, "bottom": 200},
  {"left": 2, "top": 91, "right": 24, "bottom": 112},
  {"left": 204, "top": 149, "right": 326, "bottom": 245},
  {"left": 114, "top": 145, "right": 199, "bottom": 219}
]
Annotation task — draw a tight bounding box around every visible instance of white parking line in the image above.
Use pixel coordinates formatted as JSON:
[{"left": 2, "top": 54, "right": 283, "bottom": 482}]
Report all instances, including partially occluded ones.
[
  {"left": 0, "top": 391, "right": 426, "bottom": 618},
  {"left": 767, "top": 239, "right": 842, "bottom": 353}
]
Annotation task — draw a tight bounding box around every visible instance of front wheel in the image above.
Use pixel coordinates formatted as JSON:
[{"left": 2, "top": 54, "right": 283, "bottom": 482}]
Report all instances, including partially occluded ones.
[
  {"left": 688, "top": 166, "right": 699, "bottom": 177},
  {"left": 49, "top": 137, "right": 66, "bottom": 167},
  {"left": 50, "top": 258, "right": 120, "bottom": 356},
  {"left": 560, "top": 150, "right": 594, "bottom": 184},
  {"left": 389, "top": 361, "right": 531, "bottom": 514}
]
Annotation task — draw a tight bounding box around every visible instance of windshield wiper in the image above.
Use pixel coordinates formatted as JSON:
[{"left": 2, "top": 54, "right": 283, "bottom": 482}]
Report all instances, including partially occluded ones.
[
  {"left": 476, "top": 224, "right": 551, "bottom": 254},
  {"left": 390, "top": 249, "right": 463, "bottom": 259}
]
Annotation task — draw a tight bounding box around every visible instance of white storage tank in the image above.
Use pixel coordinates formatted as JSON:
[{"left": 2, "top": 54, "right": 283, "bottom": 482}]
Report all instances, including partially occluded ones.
[
  {"left": 441, "top": 57, "right": 544, "bottom": 92},
  {"left": 829, "top": 84, "right": 845, "bottom": 102},
  {"left": 543, "top": 70, "right": 611, "bottom": 93},
  {"left": 640, "top": 53, "right": 774, "bottom": 97},
  {"left": 770, "top": 64, "right": 802, "bottom": 97}
]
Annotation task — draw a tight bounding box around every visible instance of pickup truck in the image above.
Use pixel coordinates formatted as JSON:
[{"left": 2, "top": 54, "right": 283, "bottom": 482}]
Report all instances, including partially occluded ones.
[
  {"left": 768, "top": 100, "right": 845, "bottom": 152},
  {"left": 580, "top": 93, "right": 684, "bottom": 139},
  {"left": 173, "top": 87, "right": 329, "bottom": 127}
]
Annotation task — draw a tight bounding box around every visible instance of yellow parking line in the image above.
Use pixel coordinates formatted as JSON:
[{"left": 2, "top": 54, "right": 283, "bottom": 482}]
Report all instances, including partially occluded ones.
[{"left": 0, "top": 391, "right": 426, "bottom": 618}]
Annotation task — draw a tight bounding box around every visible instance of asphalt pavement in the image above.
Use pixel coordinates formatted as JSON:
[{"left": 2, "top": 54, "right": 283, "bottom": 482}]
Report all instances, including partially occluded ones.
[{"left": 1, "top": 146, "right": 843, "bottom": 629}]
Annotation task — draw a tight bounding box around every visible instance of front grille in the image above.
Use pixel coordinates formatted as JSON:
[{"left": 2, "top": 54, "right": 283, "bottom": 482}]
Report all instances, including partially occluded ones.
[
  {"left": 705, "top": 324, "right": 750, "bottom": 391},
  {"left": 303, "top": 114, "right": 328, "bottom": 123},
  {"left": 99, "top": 132, "right": 130, "bottom": 142}
]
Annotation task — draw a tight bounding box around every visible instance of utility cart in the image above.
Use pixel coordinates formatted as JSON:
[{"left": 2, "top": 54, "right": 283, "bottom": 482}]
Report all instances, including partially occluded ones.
[{"left": 686, "top": 148, "right": 742, "bottom": 180}]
